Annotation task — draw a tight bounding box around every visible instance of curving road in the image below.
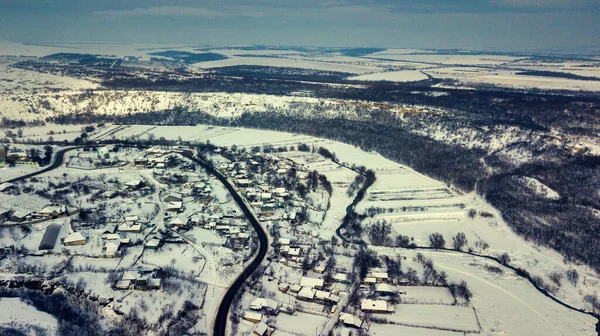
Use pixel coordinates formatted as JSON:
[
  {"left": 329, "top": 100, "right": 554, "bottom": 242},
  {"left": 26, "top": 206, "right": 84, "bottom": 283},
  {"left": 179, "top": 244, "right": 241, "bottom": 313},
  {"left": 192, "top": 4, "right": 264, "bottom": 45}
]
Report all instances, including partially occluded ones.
[
  {"left": 4, "top": 146, "right": 82, "bottom": 184},
  {"left": 180, "top": 151, "right": 268, "bottom": 336}
]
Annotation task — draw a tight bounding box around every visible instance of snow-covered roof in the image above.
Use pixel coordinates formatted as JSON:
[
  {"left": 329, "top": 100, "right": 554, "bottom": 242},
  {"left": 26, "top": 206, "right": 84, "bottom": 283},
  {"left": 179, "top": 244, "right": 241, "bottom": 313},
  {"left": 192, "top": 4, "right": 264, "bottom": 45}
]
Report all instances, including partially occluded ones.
[
  {"left": 339, "top": 313, "right": 363, "bottom": 328},
  {"left": 315, "top": 290, "right": 330, "bottom": 300},
  {"left": 63, "top": 232, "right": 86, "bottom": 244},
  {"left": 252, "top": 322, "right": 268, "bottom": 336},
  {"left": 333, "top": 273, "right": 350, "bottom": 283},
  {"left": 170, "top": 217, "right": 185, "bottom": 226},
  {"left": 361, "top": 299, "right": 389, "bottom": 312},
  {"left": 375, "top": 283, "right": 394, "bottom": 293},
  {"left": 250, "top": 298, "right": 279, "bottom": 311},
  {"left": 300, "top": 276, "right": 324, "bottom": 289},
  {"left": 243, "top": 311, "right": 263, "bottom": 322},
  {"left": 298, "top": 287, "right": 317, "bottom": 300}
]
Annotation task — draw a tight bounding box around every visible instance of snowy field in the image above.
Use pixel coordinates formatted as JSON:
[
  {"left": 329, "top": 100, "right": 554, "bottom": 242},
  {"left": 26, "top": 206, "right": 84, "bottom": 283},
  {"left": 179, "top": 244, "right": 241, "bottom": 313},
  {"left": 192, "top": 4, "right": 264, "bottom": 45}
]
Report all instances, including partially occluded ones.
[
  {"left": 347, "top": 70, "right": 428, "bottom": 82},
  {"left": 0, "top": 297, "right": 59, "bottom": 335}
]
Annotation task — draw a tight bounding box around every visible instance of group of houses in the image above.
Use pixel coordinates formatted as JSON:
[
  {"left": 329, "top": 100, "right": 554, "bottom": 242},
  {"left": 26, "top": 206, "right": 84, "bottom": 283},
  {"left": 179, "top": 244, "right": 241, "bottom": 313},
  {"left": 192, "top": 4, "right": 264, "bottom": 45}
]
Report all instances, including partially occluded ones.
[
  {"left": 114, "top": 267, "right": 162, "bottom": 291},
  {"left": 3, "top": 203, "right": 79, "bottom": 224}
]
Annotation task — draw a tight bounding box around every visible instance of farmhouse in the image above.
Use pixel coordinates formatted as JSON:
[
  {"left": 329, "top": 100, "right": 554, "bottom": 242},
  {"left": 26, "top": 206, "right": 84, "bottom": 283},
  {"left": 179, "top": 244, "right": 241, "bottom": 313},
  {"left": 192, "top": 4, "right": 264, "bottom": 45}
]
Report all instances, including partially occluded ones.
[{"left": 62, "top": 232, "right": 87, "bottom": 246}]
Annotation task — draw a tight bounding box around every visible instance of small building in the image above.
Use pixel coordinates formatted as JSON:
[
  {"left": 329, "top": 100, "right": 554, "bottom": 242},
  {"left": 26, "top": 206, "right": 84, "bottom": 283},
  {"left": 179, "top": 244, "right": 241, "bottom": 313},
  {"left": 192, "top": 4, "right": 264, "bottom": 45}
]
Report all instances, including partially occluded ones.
[
  {"left": 165, "top": 192, "right": 183, "bottom": 202},
  {"left": 38, "top": 224, "right": 62, "bottom": 250},
  {"left": 298, "top": 286, "right": 317, "bottom": 300},
  {"left": 361, "top": 299, "right": 392, "bottom": 313},
  {"left": 115, "top": 280, "right": 131, "bottom": 290},
  {"left": 260, "top": 204, "right": 275, "bottom": 215},
  {"left": 364, "top": 277, "right": 377, "bottom": 285},
  {"left": 63, "top": 232, "right": 87, "bottom": 246},
  {"left": 252, "top": 322, "right": 269, "bottom": 336},
  {"left": 148, "top": 278, "right": 161, "bottom": 289},
  {"left": 313, "top": 262, "right": 326, "bottom": 274},
  {"left": 300, "top": 276, "right": 324, "bottom": 289},
  {"left": 333, "top": 273, "right": 352, "bottom": 284},
  {"left": 250, "top": 298, "right": 279, "bottom": 311},
  {"left": 243, "top": 311, "right": 263, "bottom": 323},
  {"left": 289, "top": 284, "right": 302, "bottom": 293},
  {"left": 236, "top": 178, "right": 251, "bottom": 187},
  {"left": 170, "top": 217, "right": 185, "bottom": 228},
  {"left": 166, "top": 202, "right": 183, "bottom": 212},
  {"left": 124, "top": 180, "right": 144, "bottom": 189},
  {"left": 370, "top": 272, "right": 389, "bottom": 283},
  {"left": 103, "top": 241, "right": 121, "bottom": 257},
  {"left": 315, "top": 290, "right": 330, "bottom": 301},
  {"left": 375, "top": 283, "right": 395, "bottom": 296},
  {"left": 10, "top": 211, "right": 30, "bottom": 222},
  {"left": 145, "top": 239, "right": 160, "bottom": 249},
  {"left": 339, "top": 313, "right": 363, "bottom": 328},
  {"left": 279, "top": 238, "right": 290, "bottom": 246}
]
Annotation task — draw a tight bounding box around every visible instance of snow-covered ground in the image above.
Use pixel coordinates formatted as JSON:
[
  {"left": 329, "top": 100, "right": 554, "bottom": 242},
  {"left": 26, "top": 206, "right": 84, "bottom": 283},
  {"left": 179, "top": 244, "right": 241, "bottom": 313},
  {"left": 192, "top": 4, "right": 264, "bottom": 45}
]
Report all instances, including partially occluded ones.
[
  {"left": 0, "top": 297, "right": 59, "bottom": 335},
  {"left": 347, "top": 70, "right": 428, "bottom": 82}
]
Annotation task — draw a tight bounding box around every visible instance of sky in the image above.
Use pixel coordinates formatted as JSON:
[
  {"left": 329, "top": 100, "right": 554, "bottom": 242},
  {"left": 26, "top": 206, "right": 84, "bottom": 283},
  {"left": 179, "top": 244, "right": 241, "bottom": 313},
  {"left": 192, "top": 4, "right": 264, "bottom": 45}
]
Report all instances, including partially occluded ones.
[{"left": 0, "top": 0, "right": 598, "bottom": 51}]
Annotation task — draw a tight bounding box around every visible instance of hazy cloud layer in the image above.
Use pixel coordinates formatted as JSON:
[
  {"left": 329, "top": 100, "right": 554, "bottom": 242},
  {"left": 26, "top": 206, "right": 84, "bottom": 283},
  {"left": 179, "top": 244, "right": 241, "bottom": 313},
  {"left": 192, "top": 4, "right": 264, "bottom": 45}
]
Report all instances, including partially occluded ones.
[{"left": 0, "top": 0, "right": 598, "bottom": 50}]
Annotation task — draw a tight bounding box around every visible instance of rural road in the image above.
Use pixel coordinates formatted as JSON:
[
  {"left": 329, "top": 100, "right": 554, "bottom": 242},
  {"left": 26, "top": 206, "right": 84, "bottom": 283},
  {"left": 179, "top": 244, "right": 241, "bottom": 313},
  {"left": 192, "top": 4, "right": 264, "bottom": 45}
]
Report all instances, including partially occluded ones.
[{"left": 180, "top": 150, "right": 269, "bottom": 336}]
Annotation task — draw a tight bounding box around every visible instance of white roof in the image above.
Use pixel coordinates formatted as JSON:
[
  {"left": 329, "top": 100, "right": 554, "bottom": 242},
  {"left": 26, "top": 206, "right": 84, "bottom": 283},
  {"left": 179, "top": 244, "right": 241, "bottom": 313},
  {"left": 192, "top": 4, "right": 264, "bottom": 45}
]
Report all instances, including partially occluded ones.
[
  {"left": 104, "top": 241, "right": 121, "bottom": 255},
  {"left": 315, "top": 290, "right": 330, "bottom": 300},
  {"left": 170, "top": 217, "right": 185, "bottom": 225},
  {"left": 243, "top": 311, "right": 263, "bottom": 322},
  {"left": 364, "top": 277, "right": 377, "bottom": 284},
  {"left": 145, "top": 239, "right": 160, "bottom": 247},
  {"left": 125, "top": 215, "right": 139, "bottom": 222},
  {"left": 375, "top": 283, "right": 394, "bottom": 293},
  {"left": 252, "top": 322, "right": 268, "bottom": 336},
  {"left": 63, "top": 232, "right": 86, "bottom": 244},
  {"left": 298, "top": 287, "right": 316, "bottom": 300},
  {"left": 333, "top": 273, "right": 349, "bottom": 282},
  {"left": 300, "top": 277, "right": 323, "bottom": 289},
  {"left": 125, "top": 180, "right": 142, "bottom": 187},
  {"left": 361, "top": 299, "right": 388, "bottom": 312},
  {"left": 279, "top": 238, "right": 290, "bottom": 245},
  {"left": 250, "top": 298, "right": 279, "bottom": 310},
  {"left": 339, "top": 313, "right": 363, "bottom": 328}
]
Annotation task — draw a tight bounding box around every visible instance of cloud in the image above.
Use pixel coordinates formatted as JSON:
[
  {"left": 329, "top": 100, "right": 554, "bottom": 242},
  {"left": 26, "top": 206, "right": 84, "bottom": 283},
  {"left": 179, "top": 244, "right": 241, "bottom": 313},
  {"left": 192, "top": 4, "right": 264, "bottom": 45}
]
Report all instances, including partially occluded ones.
[
  {"left": 94, "top": 6, "right": 232, "bottom": 18},
  {"left": 492, "top": 0, "right": 594, "bottom": 9}
]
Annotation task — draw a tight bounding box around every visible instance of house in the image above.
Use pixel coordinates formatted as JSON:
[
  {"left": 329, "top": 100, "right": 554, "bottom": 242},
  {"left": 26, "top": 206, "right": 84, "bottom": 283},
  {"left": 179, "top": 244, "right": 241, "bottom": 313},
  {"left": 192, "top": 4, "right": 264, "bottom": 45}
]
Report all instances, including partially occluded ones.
[
  {"left": 370, "top": 272, "right": 389, "bottom": 283},
  {"left": 125, "top": 215, "right": 139, "bottom": 223},
  {"left": 252, "top": 322, "right": 269, "bottom": 336},
  {"left": 10, "top": 211, "right": 30, "bottom": 222},
  {"left": 278, "top": 283, "right": 290, "bottom": 293},
  {"left": 300, "top": 276, "right": 324, "bottom": 289},
  {"left": 165, "top": 192, "right": 183, "bottom": 202},
  {"left": 279, "top": 238, "right": 290, "bottom": 246},
  {"left": 313, "top": 262, "right": 326, "bottom": 274},
  {"left": 250, "top": 298, "right": 279, "bottom": 312},
  {"left": 364, "top": 277, "right": 377, "bottom": 285},
  {"left": 170, "top": 217, "right": 185, "bottom": 228},
  {"left": 236, "top": 178, "right": 251, "bottom": 187},
  {"left": 333, "top": 273, "right": 352, "bottom": 284},
  {"left": 148, "top": 278, "right": 161, "bottom": 289},
  {"left": 63, "top": 232, "right": 86, "bottom": 246},
  {"left": 360, "top": 299, "right": 393, "bottom": 313},
  {"left": 315, "top": 290, "right": 331, "bottom": 301},
  {"left": 375, "top": 283, "right": 395, "bottom": 296},
  {"left": 145, "top": 239, "right": 160, "bottom": 249},
  {"left": 289, "top": 284, "right": 302, "bottom": 293},
  {"left": 103, "top": 241, "right": 121, "bottom": 257},
  {"left": 39, "top": 224, "right": 62, "bottom": 250},
  {"left": 115, "top": 280, "right": 131, "bottom": 290},
  {"left": 125, "top": 180, "right": 144, "bottom": 189},
  {"left": 287, "top": 247, "right": 302, "bottom": 257},
  {"left": 260, "top": 204, "right": 275, "bottom": 215},
  {"left": 243, "top": 311, "right": 263, "bottom": 323},
  {"left": 40, "top": 205, "right": 64, "bottom": 217},
  {"left": 166, "top": 202, "right": 183, "bottom": 212},
  {"left": 274, "top": 187, "right": 288, "bottom": 197},
  {"left": 339, "top": 313, "right": 363, "bottom": 328},
  {"left": 298, "top": 286, "right": 317, "bottom": 300}
]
